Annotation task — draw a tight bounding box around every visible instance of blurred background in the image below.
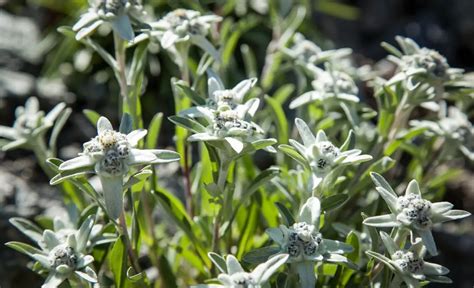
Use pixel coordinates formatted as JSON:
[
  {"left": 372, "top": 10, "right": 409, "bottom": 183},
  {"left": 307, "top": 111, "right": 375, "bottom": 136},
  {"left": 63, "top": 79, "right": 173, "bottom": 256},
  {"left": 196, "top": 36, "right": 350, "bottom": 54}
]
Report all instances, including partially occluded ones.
[{"left": 0, "top": 0, "right": 473, "bottom": 287}]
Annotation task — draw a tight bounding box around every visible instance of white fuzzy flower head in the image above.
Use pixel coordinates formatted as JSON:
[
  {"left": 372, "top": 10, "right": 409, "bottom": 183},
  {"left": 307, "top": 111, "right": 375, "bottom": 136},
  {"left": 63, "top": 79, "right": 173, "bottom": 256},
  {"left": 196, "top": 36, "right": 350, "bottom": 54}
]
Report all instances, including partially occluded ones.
[
  {"left": 58, "top": 116, "right": 180, "bottom": 219},
  {"left": 308, "top": 141, "right": 340, "bottom": 175},
  {"left": 163, "top": 9, "right": 211, "bottom": 37},
  {"left": 286, "top": 222, "right": 323, "bottom": 259},
  {"left": 391, "top": 250, "right": 424, "bottom": 274},
  {"left": 228, "top": 272, "right": 256, "bottom": 287},
  {"left": 367, "top": 231, "right": 452, "bottom": 286},
  {"left": 73, "top": 0, "right": 144, "bottom": 41},
  {"left": 49, "top": 244, "right": 79, "bottom": 271},
  {"left": 203, "top": 253, "right": 289, "bottom": 288},
  {"left": 152, "top": 9, "right": 222, "bottom": 50},
  {"left": 286, "top": 119, "right": 372, "bottom": 189},
  {"left": 213, "top": 89, "right": 239, "bottom": 110},
  {"left": 7, "top": 216, "right": 99, "bottom": 287},
  {"left": 212, "top": 109, "right": 261, "bottom": 139},
  {"left": 396, "top": 194, "right": 432, "bottom": 230},
  {"left": 94, "top": 0, "right": 143, "bottom": 19},
  {"left": 365, "top": 173, "right": 471, "bottom": 256},
  {"left": 82, "top": 129, "right": 131, "bottom": 177},
  {"left": 312, "top": 70, "right": 358, "bottom": 96},
  {"left": 0, "top": 97, "right": 67, "bottom": 152},
  {"left": 400, "top": 48, "right": 450, "bottom": 80},
  {"left": 384, "top": 36, "right": 462, "bottom": 86},
  {"left": 290, "top": 33, "right": 322, "bottom": 64}
]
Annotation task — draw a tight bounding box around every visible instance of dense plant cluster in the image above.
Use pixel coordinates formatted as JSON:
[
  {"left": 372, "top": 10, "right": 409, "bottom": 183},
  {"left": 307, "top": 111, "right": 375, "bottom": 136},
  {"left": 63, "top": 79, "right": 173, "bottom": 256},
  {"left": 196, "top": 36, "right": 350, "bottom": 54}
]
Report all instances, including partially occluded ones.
[{"left": 1, "top": 1, "right": 473, "bottom": 287}]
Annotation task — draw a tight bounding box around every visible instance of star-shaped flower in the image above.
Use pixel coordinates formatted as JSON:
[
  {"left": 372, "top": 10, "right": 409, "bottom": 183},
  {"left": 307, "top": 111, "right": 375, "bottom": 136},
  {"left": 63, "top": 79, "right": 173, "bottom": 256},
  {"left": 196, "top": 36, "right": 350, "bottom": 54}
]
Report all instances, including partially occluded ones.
[
  {"left": 195, "top": 253, "right": 288, "bottom": 287},
  {"left": 410, "top": 103, "right": 474, "bottom": 161},
  {"left": 55, "top": 116, "right": 180, "bottom": 219},
  {"left": 280, "top": 118, "right": 372, "bottom": 188},
  {"left": 367, "top": 231, "right": 452, "bottom": 287},
  {"left": 383, "top": 36, "right": 463, "bottom": 88},
  {"left": 264, "top": 197, "right": 354, "bottom": 286},
  {"left": 73, "top": 0, "right": 146, "bottom": 41},
  {"left": 7, "top": 216, "right": 98, "bottom": 288},
  {"left": 171, "top": 76, "right": 276, "bottom": 157},
  {"left": 289, "top": 65, "right": 359, "bottom": 109},
  {"left": 283, "top": 33, "right": 352, "bottom": 69},
  {"left": 363, "top": 172, "right": 471, "bottom": 255},
  {"left": 0, "top": 97, "right": 66, "bottom": 152},
  {"left": 146, "top": 9, "right": 221, "bottom": 58}
]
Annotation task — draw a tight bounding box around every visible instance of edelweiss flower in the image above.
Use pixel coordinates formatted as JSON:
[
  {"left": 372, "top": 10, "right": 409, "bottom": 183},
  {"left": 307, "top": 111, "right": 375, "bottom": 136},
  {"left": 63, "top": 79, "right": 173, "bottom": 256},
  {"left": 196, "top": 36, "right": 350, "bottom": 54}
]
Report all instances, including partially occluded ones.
[
  {"left": 410, "top": 103, "right": 474, "bottom": 161},
  {"left": 196, "top": 253, "right": 288, "bottom": 287},
  {"left": 363, "top": 173, "right": 471, "bottom": 255},
  {"left": 267, "top": 197, "right": 353, "bottom": 263},
  {"left": 234, "top": 0, "right": 269, "bottom": 16},
  {"left": 172, "top": 76, "right": 275, "bottom": 156},
  {"left": 283, "top": 33, "right": 352, "bottom": 68},
  {"left": 7, "top": 216, "right": 97, "bottom": 288},
  {"left": 265, "top": 197, "right": 353, "bottom": 286},
  {"left": 384, "top": 36, "right": 462, "bottom": 87},
  {"left": 0, "top": 97, "right": 66, "bottom": 152},
  {"left": 56, "top": 116, "right": 180, "bottom": 219},
  {"left": 281, "top": 118, "right": 372, "bottom": 188},
  {"left": 73, "top": 0, "right": 146, "bottom": 41},
  {"left": 149, "top": 9, "right": 221, "bottom": 54},
  {"left": 289, "top": 65, "right": 359, "bottom": 109},
  {"left": 367, "top": 232, "right": 452, "bottom": 287}
]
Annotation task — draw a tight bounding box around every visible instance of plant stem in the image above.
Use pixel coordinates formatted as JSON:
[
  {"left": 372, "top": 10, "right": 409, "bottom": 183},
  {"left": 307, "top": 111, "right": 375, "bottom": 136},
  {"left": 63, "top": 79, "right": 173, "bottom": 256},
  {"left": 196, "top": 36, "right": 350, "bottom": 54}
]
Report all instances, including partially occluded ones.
[
  {"left": 119, "top": 210, "right": 142, "bottom": 274},
  {"left": 174, "top": 42, "right": 193, "bottom": 216},
  {"left": 113, "top": 32, "right": 138, "bottom": 127},
  {"left": 183, "top": 145, "right": 194, "bottom": 217},
  {"left": 211, "top": 159, "right": 230, "bottom": 253}
]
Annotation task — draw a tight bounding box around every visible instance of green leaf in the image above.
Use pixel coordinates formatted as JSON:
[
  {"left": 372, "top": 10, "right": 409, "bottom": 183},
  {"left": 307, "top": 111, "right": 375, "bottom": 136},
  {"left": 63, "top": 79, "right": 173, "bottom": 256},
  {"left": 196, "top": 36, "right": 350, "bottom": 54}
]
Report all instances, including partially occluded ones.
[
  {"left": 208, "top": 252, "right": 227, "bottom": 273},
  {"left": 49, "top": 107, "right": 71, "bottom": 153},
  {"left": 240, "top": 167, "right": 279, "bottom": 205},
  {"left": 243, "top": 246, "right": 281, "bottom": 264},
  {"left": 275, "top": 202, "right": 295, "bottom": 226},
  {"left": 321, "top": 194, "right": 349, "bottom": 211},
  {"left": 265, "top": 95, "right": 288, "bottom": 144},
  {"left": 370, "top": 172, "right": 396, "bottom": 197},
  {"left": 146, "top": 113, "right": 163, "bottom": 149},
  {"left": 108, "top": 236, "right": 128, "bottom": 288},
  {"left": 168, "top": 115, "right": 206, "bottom": 133},
  {"left": 272, "top": 84, "right": 295, "bottom": 104},
  {"left": 157, "top": 255, "right": 178, "bottom": 288},
  {"left": 119, "top": 113, "right": 133, "bottom": 134},
  {"left": 9, "top": 218, "right": 43, "bottom": 243},
  {"left": 278, "top": 144, "right": 309, "bottom": 169},
  {"left": 152, "top": 188, "right": 209, "bottom": 266},
  {"left": 381, "top": 41, "right": 402, "bottom": 57},
  {"left": 83, "top": 109, "right": 101, "bottom": 127},
  {"left": 6, "top": 241, "right": 44, "bottom": 258},
  {"left": 340, "top": 130, "right": 355, "bottom": 151},
  {"left": 237, "top": 203, "right": 259, "bottom": 258},
  {"left": 176, "top": 83, "right": 207, "bottom": 106}
]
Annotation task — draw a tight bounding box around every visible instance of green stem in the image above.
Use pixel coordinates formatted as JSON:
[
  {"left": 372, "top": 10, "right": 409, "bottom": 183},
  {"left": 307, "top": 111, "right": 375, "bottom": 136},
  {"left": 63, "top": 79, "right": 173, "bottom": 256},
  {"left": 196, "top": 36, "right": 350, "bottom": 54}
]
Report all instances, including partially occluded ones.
[
  {"left": 211, "top": 159, "right": 230, "bottom": 253},
  {"left": 118, "top": 210, "right": 142, "bottom": 274},
  {"left": 113, "top": 32, "right": 139, "bottom": 127},
  {"left": 174, "top": 42, "right": 193, "bottom": 216}
]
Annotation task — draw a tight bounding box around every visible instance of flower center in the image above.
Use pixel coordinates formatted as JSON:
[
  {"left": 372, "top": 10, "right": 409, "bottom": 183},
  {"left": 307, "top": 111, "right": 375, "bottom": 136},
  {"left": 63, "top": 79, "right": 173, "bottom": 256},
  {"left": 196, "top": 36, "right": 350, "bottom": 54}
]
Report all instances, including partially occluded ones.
[
  {"left": 230, "top": 272, "right": 255, "bottom": 287},
  {"left": 309, "top": 141, "right": 340, "bottom": 174},
  {"left": 397, "top": 194, "right": 432, "bottom": 229},
  {"left": 212, "top": 110, "right": 259, "bottom": 138},
  {"left": 82, "top": 130, "right": 131, "bottom": 176},
  {"left": 287, "top": 222, "right": 322, "bottom": 258},
  {"left": 49, "top": 245, "right": 78, "bottom": 269},
  {"left": 402, "top": 49, "right": 449, "bottom": 79},
  {"left": 392, "top": 250, "right": 424, "bottom": 274}
]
